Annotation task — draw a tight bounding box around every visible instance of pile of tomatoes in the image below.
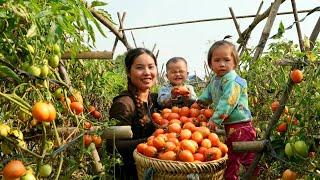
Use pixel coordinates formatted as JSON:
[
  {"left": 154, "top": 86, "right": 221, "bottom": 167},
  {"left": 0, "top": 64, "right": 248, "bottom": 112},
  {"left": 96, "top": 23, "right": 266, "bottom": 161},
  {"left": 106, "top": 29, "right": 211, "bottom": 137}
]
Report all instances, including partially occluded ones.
[{"left": 136, "top": 106, "right": 228, "bottom": 162}]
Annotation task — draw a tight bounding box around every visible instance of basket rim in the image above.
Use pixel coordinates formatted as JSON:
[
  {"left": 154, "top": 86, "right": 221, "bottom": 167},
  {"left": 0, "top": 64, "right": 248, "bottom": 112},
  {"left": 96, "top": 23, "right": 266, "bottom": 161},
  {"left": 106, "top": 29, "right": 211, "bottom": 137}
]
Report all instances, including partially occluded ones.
[{"left": 133, "top": 149, "right": 228, "bottom": 173}]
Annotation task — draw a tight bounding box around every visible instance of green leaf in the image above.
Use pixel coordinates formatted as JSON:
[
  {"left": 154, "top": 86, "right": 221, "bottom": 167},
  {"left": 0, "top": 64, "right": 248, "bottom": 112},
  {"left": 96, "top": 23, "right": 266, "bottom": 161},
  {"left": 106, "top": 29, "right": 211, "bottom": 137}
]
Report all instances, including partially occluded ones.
[
  {"left": 271, "top": 21, "right": 285, "bottom": 39},
  {"left": 91, "top": 1, "right": 108, "bottom": 7},
  {"left": 0, "top": 65, "right": 21, "bottom": 83}
]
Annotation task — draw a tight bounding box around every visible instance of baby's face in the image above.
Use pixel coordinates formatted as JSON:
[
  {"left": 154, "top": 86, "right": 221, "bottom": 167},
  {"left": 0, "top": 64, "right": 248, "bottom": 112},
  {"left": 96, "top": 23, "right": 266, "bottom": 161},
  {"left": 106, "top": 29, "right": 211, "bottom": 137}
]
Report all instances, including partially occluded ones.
[{"left": 166, "top": 60, "right": 188, "bottom": 86}]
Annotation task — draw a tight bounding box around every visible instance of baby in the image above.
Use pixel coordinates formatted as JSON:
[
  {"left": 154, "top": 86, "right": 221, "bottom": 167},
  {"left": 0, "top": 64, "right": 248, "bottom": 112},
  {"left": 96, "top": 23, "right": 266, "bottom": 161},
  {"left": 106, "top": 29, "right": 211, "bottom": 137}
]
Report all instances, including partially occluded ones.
[{"left": 157, "top": 57, "right": 197, "bottom": 108}]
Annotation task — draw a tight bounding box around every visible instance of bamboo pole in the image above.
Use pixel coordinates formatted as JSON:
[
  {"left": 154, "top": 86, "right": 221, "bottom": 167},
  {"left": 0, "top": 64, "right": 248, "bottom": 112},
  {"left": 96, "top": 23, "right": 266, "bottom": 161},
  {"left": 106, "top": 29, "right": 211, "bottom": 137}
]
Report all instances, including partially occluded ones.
[
  {"left": 239, "top": 1, "right": 264, "bottom": 55},
  {"left": 252, "top": 0, "right": 282, "bottom": 62},
  {"left": 117, "top": 12, "right": 130, "bottom": 51},
  {"left": 89, "top": 143, "right": 104, "bottom": 174},
  {"left": 61, "top": 51, "right": 113, "bottom": 59},
  {"left": 233, "top": 140, "right": 267, "bottom": 152},
  {"left": 90, "top": 9, "right": 132, "bottom": 50},
  {"left": 131, "top": 31, "right": 138, "bottom": 48},
  {"left": 238, "top": 0, "right": 286, "bottom": 45},
  {"left": 291, "top": 0, "right": 305, "bottom": 51},
  {"left": 309, "top": 17, "right": 320, "bottom": 50}
]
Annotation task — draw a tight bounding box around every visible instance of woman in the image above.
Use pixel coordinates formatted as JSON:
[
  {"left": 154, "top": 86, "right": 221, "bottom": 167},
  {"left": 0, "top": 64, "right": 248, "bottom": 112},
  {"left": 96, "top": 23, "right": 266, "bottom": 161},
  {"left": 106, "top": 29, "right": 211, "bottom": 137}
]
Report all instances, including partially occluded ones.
[{"left": 108, "top": 48, "right": 159, "bottom": 179}]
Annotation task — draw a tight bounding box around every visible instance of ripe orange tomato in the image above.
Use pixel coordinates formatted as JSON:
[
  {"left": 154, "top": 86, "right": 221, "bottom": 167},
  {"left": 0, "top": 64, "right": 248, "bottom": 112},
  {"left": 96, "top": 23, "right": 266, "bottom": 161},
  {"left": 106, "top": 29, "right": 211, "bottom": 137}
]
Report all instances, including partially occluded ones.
[
  {"left": 3, "top": 160, "right": 26, "bottom": 179},
  {"left": 83, "top": 134, "right": 92, "bottom": 147},
  {"left": 203, "top": 108, "right": 214, "bottom": 118},
  {"left": 178, "top": 150, "right": 194, "bottom": 162},
  {"left": 164, "top": 141, "right": 177, "bottom": 151},
  {"left": 46, "top": 103, "right": 56, "bottom": 122},
  {"left": 218, "top": 142, "right": 228, "bottom": 155},
  {"left": 271, "top": 101, "right": 279, "bottom": 112},
  {"left": 179, "top": 129, "right": 192, "bottom": 140},
  {"left": 179, "top": 106, "right": 190, "bottom": 117},
  {"left": 208, "top": 133, "right": 220, "bottom": 147},
  {"left": 144, "top": 146, "right": 157, "bottom": 157},
  {"left": 183, "top": 122, "right": 196, "bottom": 132},
  {"left": 282, "top": 169, "right": 297, "bottom": 180},
  {"left": 83, "top": 121, "right": 92, "bottom": 130},
  {"left": 205, "top": 147, "right": 222, "bottom": 161},
  {"left": 70, "top": 102, "right": 84, "bottom": 115},
  {"left": 171, "top": 106, "right": 180, "bottom": 114},
  {"left": 191, "top": 131, "right": 204, "bottom": 144},
  {"left": 158, "top": 150, "right": 176, "bottom": 161},
  {"left": 32, "top": 102, "right": 50, "bottom": 121},
  {"left": 92, "top": 110, "right": 102, "bottom": 119},
  {"left": 290, "top": 69, "right": 303, "bottom": 83},
  {"left": 189, "top": 108, "right": 200, "bottom": 117},
  {"left": 190, "top": 102, "right": 201, "bottom": 109},
  {"left": 168, "top": 123, "right": 181, "bottom": 133},
  {"left": 201, "top": 138, "right": 212, "bottom": 149},
  {"left": 193, "top": 153, "right": 205, "bottom": 162},
  {"left": 92, "top": 135, "right": 102, "bottom": 147},
  {"left": 137, "top": 143, "right": 148, "bottom": 154},
  {"left": 153, "top": 136, "right": 167, "bottom": 150},
  {"left": 88, "top": 105, "right": 96, "bottom": 113},
  {"left": 167, "top": 113, "right": 180, "bottom": 121},
  {"left": 153, "top": 128, "right": 165, "bottom": 136},
  {"left": 277, "top": 122, "right": 287, "bottom": 133},
  {"left": 180, "top": 139, "right": 198, "bottom": 154}
]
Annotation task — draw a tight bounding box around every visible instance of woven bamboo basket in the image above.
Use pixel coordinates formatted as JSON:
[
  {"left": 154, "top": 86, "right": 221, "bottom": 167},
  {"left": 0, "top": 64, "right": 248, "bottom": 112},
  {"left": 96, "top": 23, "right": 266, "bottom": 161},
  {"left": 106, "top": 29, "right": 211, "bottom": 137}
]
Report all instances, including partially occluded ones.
[{"left": 133, "top": 149, "right": 227, "bottom": 180}]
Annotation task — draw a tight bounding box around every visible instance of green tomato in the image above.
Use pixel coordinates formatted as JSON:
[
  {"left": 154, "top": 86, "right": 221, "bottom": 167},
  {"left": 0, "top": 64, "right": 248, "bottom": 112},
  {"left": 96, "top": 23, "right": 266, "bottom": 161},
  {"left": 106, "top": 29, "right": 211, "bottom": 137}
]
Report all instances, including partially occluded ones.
[
  {"left": 27, "top": 65, "right": 41, "bottom": 77},
  {"left": 39, "top": 164, "right": 52, "bottom": 177},
  {"left": 53, "top": 44, "right": 61, "bottom": 55},
  {"left": 284, "top": 143, "right": 293, "bottom": 157},
  {"left": 54, "top": 87, "right": 64, "bottom": 99},
  {"left": 21, "top": 62, "right": 30, "bottom": 71},
  {"left": 18, "top": 110, "right": 31, "bottom": 122},
  {"left": 21, "top": 173, "right": 36, "bottom": 180},
  {"left": 49, "top": 55, "right": 60, "bottom": 68},
  {"left": 0, "top": 124, "right": 10, "bottom": 137},
  {"left": 294, "top": 140, "right": 308, "bottom": 157},
  {"left": 40, "top": 65, "right": 49, "bottom": 77}
]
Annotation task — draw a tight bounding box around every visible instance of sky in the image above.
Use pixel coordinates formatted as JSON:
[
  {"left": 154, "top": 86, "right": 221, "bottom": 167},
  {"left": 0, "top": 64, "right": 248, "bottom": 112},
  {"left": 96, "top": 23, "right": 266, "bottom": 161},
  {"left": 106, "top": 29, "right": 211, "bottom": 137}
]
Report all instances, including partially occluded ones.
[{"left": 90, "top": 0, "right": 319, "bottom": 78}]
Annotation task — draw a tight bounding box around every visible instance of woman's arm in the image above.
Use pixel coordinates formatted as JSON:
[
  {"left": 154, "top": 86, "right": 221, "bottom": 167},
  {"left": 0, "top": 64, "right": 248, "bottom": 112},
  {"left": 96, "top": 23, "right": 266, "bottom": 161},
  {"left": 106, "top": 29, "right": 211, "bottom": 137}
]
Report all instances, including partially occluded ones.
[{"left": 109, "top": 96, "right": 135, "bottom": 126}]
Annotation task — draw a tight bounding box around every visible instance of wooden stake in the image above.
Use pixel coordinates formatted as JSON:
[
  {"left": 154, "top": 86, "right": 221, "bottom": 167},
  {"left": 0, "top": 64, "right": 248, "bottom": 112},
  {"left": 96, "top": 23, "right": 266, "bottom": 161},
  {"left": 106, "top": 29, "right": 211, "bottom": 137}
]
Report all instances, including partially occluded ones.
[
  {"left": 309, "top": 17, "right": 320, "bottom": 50},
  {"left": 90, "top": 9, "right": 132, "bottom": 50},
  {"left": 233, "top": 140, "right": 267, "bottom": 152},
  {"left": 131, "top": 31, "right": 138, "bottom": 48},
  {"left": 291, "top": 0, "right": 305, "bottom": 51},
  {"left": 61, "top": 51, "right": 113, "bottom": 59},
  {"left": 253, "top": 0, "right": 282, "bottom": 62}
]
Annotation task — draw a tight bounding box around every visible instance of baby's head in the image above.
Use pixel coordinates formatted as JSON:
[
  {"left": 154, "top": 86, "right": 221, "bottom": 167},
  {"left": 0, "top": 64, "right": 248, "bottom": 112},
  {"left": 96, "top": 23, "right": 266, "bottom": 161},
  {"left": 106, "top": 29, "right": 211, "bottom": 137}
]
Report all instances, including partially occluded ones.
[
  {"left": 166, "top": 57, "right": 188, "bottom": 86},
  {"left": 207, "top": 40, "right": 239, "bottom": 77}
]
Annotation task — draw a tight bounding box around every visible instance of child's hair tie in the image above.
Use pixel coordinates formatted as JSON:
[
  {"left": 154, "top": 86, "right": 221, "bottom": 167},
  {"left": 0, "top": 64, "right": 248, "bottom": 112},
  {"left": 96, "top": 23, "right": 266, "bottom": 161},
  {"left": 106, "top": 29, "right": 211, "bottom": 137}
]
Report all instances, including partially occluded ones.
[{"left": 223, "top": 35, "right": 232, "bottom": 41}]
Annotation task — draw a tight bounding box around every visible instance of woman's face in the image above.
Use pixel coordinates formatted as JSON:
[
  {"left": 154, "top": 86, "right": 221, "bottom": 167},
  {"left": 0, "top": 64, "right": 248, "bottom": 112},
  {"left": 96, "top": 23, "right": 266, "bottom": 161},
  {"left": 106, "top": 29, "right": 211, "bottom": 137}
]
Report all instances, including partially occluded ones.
[{"left": 129, "top": 53, "right": 157, "bottom": 92}]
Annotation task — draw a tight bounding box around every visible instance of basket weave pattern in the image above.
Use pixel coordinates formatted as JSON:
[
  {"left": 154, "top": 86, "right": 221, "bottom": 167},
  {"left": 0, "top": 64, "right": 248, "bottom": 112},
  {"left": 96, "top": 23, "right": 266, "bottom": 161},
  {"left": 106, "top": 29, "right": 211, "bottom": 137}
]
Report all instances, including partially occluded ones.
[{"left": 133, "top": 149, "right": 227, "bottom": 180}]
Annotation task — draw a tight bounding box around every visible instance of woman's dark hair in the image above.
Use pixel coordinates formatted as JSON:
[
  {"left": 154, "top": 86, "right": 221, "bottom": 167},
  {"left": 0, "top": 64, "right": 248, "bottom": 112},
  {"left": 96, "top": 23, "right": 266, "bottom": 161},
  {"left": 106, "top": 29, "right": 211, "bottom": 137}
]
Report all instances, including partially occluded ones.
[
  {"left": 125, "top": 48, "right": 157, "bottom": 73},
  {"left": 207, "top": 40, "right": 239, "bottom": 68},
  {"left": 165, "top": 57, "right": 187, "bottom": 72}
]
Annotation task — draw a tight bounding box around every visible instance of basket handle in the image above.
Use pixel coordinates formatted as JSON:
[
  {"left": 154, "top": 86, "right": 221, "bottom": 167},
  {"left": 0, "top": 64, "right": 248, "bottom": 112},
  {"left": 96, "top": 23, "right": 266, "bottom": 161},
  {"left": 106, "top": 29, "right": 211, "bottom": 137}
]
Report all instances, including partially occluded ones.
[
  {"left": 187, "top": 173, "right": 200, "bottom": 180},
  {"left": 143, "top": 167, "right": 155, "bottom": 180}
]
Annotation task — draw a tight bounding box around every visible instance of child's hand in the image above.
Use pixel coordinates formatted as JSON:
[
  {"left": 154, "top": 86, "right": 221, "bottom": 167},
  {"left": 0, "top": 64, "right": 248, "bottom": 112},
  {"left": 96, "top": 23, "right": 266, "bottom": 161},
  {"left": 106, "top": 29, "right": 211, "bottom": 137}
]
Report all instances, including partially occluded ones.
[
  {"left": 171, "top": 86, "right": 190, "bottom": 98},
  {"left": 207, "top": 121, "right": 217, "bottom": 132},
  {"left": 191, "top": 100, "right": 209, "bottom": 109}
]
